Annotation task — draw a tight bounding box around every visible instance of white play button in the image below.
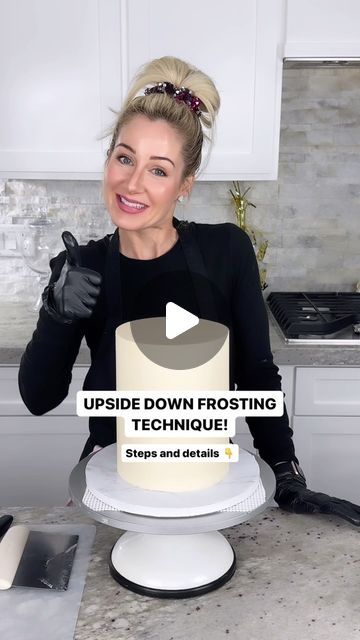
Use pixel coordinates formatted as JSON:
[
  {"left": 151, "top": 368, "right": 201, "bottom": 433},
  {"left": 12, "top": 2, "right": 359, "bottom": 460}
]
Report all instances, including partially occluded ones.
[{"left": 165, "top": 302, "right": 199, "bottom": 340}]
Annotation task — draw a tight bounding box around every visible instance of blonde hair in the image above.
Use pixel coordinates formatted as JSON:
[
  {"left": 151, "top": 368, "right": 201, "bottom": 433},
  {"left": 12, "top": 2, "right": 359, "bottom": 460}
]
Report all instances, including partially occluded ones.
[{"left": 103, "top": 56, "right": 220, "bottom": 178}]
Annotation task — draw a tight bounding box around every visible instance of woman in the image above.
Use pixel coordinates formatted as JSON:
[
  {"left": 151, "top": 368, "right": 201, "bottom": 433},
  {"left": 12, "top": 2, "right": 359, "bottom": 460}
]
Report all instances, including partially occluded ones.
[{"left": 18, "top": 56, "right": 359, "bottom": 525}]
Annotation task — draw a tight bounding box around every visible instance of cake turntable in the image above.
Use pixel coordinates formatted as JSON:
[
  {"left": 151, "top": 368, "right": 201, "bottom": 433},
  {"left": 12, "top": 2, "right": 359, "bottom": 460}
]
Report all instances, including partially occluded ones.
[{"left": 69, "top": 445, "right": 275, "bottom": 599}]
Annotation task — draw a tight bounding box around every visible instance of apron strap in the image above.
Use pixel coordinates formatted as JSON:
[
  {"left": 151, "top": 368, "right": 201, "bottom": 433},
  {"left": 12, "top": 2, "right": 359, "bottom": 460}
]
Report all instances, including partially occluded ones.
[
  {"left": 104, "top": 228, "right": 123, "bottom": 320},
  {"left": 174, "top": 218, "right": 218, "bottom": 321}
]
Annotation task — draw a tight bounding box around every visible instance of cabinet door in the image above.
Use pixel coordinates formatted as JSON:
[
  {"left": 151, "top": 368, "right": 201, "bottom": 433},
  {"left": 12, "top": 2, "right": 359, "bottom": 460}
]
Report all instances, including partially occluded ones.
[
  {"left": 285, "top": 0, "right": 360, "bottom": 57},
  {"left": 294, "top": 367, "right": 360, "bottom": 416},
  {"left": 0, "top": 0, "right": 122, "bottom": 179},
  {"left": 0, "top": 415, "right": 88, "bottom": 506},
  {"left": 126, "top": 0, "right": 285, "bottom": 180},
  {"left": 292, "top": 416, "right": 360, "bottom": 504}
]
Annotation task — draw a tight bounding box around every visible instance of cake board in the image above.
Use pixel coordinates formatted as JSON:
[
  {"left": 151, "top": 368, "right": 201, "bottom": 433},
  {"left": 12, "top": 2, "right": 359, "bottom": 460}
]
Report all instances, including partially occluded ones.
[{"left": 69, "top": 447, "right": 276, "bottom": 599}]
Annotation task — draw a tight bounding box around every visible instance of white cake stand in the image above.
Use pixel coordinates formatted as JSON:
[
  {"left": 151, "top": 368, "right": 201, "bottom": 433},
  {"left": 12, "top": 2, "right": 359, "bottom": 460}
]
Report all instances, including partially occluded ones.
[{"left": 69, "top": 449, "right": 275, "bottom": 599}]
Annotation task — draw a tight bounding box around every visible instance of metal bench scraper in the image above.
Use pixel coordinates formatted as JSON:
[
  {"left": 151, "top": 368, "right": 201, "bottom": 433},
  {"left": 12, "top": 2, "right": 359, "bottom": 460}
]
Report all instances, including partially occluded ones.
[{"left": 0, "top": 525, "right": 78, "bottom": 590}]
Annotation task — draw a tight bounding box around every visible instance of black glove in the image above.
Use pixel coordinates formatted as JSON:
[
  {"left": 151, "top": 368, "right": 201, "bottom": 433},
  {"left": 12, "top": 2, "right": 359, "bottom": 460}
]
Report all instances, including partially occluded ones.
[
  {"left": 42, "top": 231, "right": 102, "bottom": 324},
  {"left": 273, "top": 461, "right": 360, "bottom": 527}
]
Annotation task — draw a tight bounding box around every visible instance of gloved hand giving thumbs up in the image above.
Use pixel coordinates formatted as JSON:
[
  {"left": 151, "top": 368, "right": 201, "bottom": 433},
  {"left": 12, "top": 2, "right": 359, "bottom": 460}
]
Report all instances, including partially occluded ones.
[{"left": 42, "top": 231, "right": 102, "bottom": 324}]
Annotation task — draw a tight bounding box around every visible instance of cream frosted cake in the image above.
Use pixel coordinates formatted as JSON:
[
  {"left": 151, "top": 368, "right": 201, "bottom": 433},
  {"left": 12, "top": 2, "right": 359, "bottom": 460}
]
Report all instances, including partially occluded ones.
[{"left": 115, "top": 318, "right": 230, "bottom": 492}]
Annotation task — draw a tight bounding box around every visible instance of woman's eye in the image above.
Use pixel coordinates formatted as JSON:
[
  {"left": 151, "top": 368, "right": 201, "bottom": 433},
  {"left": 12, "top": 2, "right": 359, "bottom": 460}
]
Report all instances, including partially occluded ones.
[
  {"left": 115, "top": 156, "right": 166, "bottom": 176},
  {"left": 117, "top": 155, "right": 132, "bottom": 165},
  {"left": 153, "top": 168, "right": 167, "bottom": 177}
]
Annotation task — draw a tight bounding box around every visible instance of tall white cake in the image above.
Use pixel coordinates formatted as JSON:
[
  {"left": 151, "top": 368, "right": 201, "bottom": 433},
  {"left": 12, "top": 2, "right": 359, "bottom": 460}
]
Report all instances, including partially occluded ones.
[{"left": 116, "top": 318, "right": 229, "bottom": 492}]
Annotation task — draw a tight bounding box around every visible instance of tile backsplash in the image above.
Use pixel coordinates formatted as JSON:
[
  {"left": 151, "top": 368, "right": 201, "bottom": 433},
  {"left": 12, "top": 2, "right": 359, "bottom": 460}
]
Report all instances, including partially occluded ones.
[{"left": 1, "top": 68, "right": 359, "bottom": 303}]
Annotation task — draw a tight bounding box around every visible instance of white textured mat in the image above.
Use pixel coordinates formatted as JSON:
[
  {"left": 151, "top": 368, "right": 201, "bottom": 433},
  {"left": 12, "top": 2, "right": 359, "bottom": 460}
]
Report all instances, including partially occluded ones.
[
  {"left": 83, "top": 480, "right": 265, "bottom": 513},
  {"left": 84, "top": 444, "right": 266, "bottom": 517}
]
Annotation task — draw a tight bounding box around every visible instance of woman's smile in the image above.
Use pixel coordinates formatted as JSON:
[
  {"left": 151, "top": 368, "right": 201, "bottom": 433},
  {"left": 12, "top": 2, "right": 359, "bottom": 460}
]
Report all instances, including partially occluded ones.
[{"left": 116, "top": 194, "right": 149, "bottom": 214}]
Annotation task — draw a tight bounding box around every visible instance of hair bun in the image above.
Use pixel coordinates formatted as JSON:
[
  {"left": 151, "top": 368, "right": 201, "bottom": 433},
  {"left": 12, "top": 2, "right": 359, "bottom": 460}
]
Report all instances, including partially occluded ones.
[{"left": 103, "top": 56, "right": 221, "bottom": 178}]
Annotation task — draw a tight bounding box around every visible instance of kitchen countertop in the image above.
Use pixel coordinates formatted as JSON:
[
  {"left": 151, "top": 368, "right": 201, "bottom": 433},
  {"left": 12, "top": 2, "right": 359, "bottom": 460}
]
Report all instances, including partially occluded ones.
[
  {"left": 5, "top": 505, "right": 360, "bottom": 640},
  {"left": 0, "top": 302, "right": 359, "bottom": 367}
]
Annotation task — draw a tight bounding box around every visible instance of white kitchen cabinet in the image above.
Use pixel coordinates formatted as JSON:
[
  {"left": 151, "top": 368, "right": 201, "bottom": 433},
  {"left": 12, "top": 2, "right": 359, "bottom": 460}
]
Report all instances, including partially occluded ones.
[
  {"left": 285, "top": 0, "right": 360, "bottom": 57},
  {"left": 294, "top": 366, "right": 360, "bottom": 416},
  {"left": 292, "top": 367, "right": 360, "bottom": 503},
  {"left": 1, "top": 0, "right": 285, "bottom": 180},
  {"left": 126, "top": 0, "right": 285, "bottom": 180},
  {"left": 0, "top": 0, "right": 122, "bottom": 179},
  {"left": 0, "top": 416, "right": 88, "bottom": 507},
  {"left": 293, "top": 416, "right": 360, "bottom": 504},
  {"left": 0, "top": 365, "right": 88, "bottom": 506}
]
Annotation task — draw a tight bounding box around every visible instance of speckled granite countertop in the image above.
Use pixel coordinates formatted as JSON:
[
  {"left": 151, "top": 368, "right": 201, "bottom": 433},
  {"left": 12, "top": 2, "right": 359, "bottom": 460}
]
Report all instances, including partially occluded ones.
[
  {"left": 4, "top": 506, "right": 360, "bottom": 640},
  {"left": 0, "top": 302, "right": 359, "bottom": 366}
]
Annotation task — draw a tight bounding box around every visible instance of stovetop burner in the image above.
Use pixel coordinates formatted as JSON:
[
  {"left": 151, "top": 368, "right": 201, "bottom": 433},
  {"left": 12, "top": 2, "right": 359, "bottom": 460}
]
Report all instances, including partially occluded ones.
[{"left": 267, "top": 292, "right": 360, "bottom": 344}]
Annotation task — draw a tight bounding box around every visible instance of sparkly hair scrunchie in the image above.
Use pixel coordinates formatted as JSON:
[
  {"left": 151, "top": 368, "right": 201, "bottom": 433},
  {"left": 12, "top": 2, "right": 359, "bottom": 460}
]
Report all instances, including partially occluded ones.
[{"left": 144, "top": 81, "right": 202, "bottom": 116}]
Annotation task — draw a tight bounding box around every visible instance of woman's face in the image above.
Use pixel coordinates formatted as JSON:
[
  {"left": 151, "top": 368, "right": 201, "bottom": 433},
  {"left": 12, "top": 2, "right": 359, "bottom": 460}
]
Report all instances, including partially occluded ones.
[{"left": 103, "top": 115, "right": 193, "bottom": 231}]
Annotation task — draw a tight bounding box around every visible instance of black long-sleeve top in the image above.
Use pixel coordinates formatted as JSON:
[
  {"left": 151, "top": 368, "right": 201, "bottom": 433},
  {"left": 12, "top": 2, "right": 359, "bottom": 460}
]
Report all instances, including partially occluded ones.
[{"left": 18, "top": 217, "right": 298, "bottom": 466}]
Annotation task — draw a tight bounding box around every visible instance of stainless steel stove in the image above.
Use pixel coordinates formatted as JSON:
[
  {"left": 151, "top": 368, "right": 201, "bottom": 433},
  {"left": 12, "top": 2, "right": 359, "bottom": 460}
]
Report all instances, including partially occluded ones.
[{"left": 267, "top": 292, "right": 360, "bottom": 345}]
